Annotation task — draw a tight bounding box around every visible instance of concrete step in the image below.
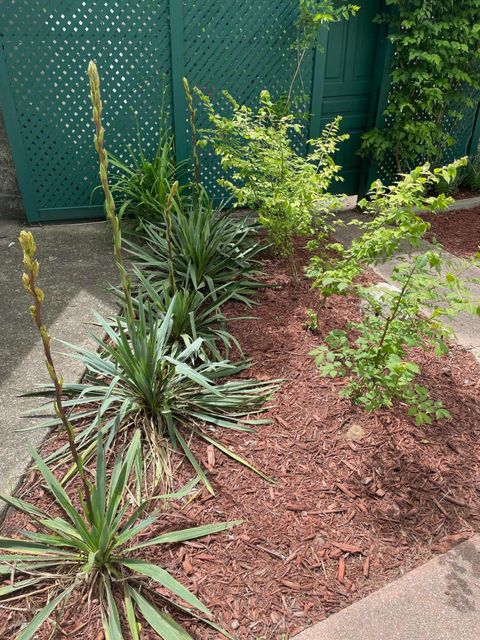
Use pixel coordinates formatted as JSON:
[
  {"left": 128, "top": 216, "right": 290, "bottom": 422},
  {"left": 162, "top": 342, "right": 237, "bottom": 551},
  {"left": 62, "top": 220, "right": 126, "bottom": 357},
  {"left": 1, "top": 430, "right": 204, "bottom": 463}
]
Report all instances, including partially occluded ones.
[{"left": 295, "top": 536, "right": 480, "bottom": 640}]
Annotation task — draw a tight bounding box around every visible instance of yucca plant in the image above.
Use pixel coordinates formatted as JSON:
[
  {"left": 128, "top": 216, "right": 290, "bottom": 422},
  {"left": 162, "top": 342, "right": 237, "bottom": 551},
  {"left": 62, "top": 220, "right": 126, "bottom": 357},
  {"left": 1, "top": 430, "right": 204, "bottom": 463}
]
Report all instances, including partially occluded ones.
[
  {"left": 34, "top": 294, "right": 277, "bottom": 493},
  {"left": 111, "top": 269, "right": 246, "bottom": 361},
  {"left": 0, "top": 431, "right": 239, "bottom": 639},
  {"left": 126, "top": 188, "right": 266, "bottom": 305},
  {"left": 109, "top": 135, "right": 187, "bottom": 228},
  {"left": 106, "top": 80, "right": 187, "bottom": 228},
  {"left": 10, "top": 230, "right": 238, "bottom": 639}
]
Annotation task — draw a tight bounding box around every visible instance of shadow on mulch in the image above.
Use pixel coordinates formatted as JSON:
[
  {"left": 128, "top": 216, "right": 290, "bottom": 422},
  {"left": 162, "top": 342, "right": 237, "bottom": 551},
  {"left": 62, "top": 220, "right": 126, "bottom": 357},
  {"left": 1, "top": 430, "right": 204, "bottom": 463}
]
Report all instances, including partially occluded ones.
[{"left": 1, "top": 239, "right": 480, "bottom": 640}]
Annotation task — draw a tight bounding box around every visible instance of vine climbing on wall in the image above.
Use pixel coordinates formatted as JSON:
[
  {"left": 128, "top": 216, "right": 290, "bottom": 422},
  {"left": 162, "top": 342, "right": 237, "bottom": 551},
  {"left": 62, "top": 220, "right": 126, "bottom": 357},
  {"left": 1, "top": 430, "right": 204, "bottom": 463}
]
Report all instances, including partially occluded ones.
[{"left": 361, "top": 0, "right": 480, "bottom": 173}]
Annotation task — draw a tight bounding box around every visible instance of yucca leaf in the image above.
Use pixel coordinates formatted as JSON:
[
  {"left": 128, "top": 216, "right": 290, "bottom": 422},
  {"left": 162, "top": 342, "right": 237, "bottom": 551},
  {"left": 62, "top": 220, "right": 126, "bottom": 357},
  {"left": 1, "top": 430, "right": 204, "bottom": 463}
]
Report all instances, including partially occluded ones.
[
  {"left": 0, "top": 577, "right": 43, "bottom": 597},
  {"left": 129, "top": 587, "right": 194, "bottom": 640},
  {"left": 16, "top": 586, "right": 74, "bottom": 640},
  {"left": 175, "top": 429, "right": 214, "bottom": 495},
  {"left": 127, "top": 520, "right": 241, "bottom": 552},
  {"left": 104, "top": 578, "right": 124, "bottom": 640},
  {"left": 123, "top": 586, "right": 141, "bottom": 640},
  {"left": 0, "top": 538, "right": 76, "bottom": 557},
  {"left": 29, "top": 449, "right": 94, "bottom": 545},
  {"left": 0, "top": 494, "right": 49, "bottom": 520},
  {"left": 199, "top": 433, "right": 273, "bottom": 482},
  {"left": 121, "top": 559, "right": 210, "bottom": 614}
]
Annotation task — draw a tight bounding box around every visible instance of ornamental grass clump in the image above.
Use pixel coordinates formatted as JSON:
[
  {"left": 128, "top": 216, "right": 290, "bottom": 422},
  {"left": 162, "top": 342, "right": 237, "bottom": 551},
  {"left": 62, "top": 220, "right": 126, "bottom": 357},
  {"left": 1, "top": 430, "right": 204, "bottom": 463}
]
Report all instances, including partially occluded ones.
[{"left": 1, "top": 231, "right": 238, "bottom": 640}]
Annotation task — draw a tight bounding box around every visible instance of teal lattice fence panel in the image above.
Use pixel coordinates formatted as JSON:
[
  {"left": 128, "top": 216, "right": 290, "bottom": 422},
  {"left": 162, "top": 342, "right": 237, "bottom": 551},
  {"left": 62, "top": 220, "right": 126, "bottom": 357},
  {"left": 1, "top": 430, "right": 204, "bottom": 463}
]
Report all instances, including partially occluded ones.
[
  {"left": 2, "top": 1, "right": 479, "bottom": 222},
  {"left": 174, "top": 0, "right": 315, "bottom": 199},
  {"left": 0, "top": 0, "right": 172, "bottom": 222}
]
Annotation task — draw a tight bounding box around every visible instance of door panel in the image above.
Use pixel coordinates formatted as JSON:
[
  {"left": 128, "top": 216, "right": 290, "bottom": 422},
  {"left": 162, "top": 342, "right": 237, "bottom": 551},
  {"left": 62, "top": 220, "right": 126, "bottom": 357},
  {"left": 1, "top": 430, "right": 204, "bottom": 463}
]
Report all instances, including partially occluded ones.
[{"left": 318, "top": 2, "right": 382, "bottom": 195}]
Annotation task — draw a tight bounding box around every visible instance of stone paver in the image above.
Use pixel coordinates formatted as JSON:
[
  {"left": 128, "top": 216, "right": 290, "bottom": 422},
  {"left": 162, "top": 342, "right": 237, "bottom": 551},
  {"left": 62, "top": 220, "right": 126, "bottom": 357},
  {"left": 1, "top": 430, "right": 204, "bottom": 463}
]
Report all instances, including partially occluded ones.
[
  {"left": 295, "top": 536, "right": 480, "bottom": 640},
  {"left": 0, "top": 219, "right": 117, "bottom": 516}
]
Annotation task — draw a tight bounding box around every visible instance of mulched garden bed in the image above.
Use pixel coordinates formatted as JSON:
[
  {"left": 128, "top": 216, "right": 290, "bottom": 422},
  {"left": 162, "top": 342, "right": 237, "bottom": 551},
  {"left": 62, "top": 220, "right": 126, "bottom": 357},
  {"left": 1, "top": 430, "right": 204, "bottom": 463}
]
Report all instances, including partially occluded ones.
[
  {"left": 424, "top": 205, "right": 480, "bottom": 257},
  {"left": 2, "top": 240, "right": 480, "bottom": 639}
]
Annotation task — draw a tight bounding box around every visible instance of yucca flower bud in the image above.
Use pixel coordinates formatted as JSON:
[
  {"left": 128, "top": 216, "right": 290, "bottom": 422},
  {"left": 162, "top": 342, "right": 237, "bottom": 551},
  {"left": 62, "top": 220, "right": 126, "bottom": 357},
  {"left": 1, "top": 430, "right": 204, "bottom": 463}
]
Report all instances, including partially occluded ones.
[{"left": 19, "top": 230, "right": 36, "bottom": 257}]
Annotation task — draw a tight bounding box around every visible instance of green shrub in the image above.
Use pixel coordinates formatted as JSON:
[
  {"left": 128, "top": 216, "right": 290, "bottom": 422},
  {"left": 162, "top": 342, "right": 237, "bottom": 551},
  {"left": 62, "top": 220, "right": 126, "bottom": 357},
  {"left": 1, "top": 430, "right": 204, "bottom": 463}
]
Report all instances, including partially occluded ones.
[
  {"left": 196, "top": 87, "right": 348, "bottom": 279},
  {"left": 310, "top": 252, "right": 476, "bottom": 425},
  {"left": 309, "top": 160, "right": 480, "bottom": 423},
  {"left": 360, "top": 1, "right": 480, "bottom": 172}
]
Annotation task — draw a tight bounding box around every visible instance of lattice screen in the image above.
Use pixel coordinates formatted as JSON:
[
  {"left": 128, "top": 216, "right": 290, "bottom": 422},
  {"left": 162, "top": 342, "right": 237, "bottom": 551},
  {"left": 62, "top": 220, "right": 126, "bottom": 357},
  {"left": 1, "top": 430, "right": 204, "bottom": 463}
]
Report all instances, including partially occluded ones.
[
  {"left": 1, "top": 1, "right": 479, "bottom": 221},
  {"left": 0, "top": 0, "right": 172, "bottom": 214},
  {"left": 182, "top": 0, "right": 314, "bottom": 199}
]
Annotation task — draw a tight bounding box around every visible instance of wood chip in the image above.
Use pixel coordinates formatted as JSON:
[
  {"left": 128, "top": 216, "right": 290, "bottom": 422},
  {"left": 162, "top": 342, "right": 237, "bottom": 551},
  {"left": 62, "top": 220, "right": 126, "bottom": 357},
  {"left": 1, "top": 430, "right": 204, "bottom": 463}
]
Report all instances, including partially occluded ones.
[
  {"left": 331, "top": 542, "right": 362, "bottom": 554},
  {"left": 363, "top": 557, "right": 370, "bottom": 578},
  {"left": 338, "top": 557, "right": 346, "bottom": 583}
]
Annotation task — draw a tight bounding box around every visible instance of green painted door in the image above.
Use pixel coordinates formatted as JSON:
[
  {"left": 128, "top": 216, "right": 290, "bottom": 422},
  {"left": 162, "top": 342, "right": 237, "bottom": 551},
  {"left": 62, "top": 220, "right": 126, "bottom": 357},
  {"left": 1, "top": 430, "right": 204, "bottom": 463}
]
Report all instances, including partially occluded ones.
[{"left": 317, "top": 2, "right": 383, "bottom": 195}]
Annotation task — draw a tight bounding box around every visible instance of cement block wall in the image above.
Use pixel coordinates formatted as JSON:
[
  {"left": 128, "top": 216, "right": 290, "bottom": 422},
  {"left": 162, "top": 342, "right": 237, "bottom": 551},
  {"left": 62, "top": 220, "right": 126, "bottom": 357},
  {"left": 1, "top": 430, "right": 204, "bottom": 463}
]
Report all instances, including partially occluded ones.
[{"left": 0, "top": 112, "right": 24, "bottom": 221}]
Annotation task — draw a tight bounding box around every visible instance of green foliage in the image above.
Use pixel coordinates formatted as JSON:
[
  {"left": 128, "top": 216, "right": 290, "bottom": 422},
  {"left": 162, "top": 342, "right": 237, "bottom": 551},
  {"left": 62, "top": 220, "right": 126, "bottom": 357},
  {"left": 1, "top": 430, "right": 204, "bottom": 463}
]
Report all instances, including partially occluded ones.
[
  {"left": 36, "top": 297, "right": 277, "bottom": 493},
  {"left": 285, "top": 1, "right": 359, "bottom": 110},
  {"left": 196, "top": 87, "right": 348, "bottom": 278},
  {"left": 111, "top": 268, "right": 244, "bottom": 362},
  {"left": 308, "top": 159, "right": 480, "bottom": 423},
  {"left": 305, "top": 308, "right": 319, "bottom": 333},
  {"left": 126, "top": 188, "right": 265, "bottom": 305},
  {"left": 461, "top": 154, "right": 480, "bottom": 193},
  {"left": 308, "top": 161, "right": 466, "bottom": 297},
  {"left": 298, "top": 0, "right": 360, "bottom": 47},
  {"left": 109, "top": 134, "right": 185, "bottom": 227},
  {"left": 361, "top": 0, "right": 480, "bottom": 172},
  {"left": 310, "top": 253, "right": 477, "bottom": 424},
  {"left": 0, "top": 432, "right": 238, "bottom": 639}
]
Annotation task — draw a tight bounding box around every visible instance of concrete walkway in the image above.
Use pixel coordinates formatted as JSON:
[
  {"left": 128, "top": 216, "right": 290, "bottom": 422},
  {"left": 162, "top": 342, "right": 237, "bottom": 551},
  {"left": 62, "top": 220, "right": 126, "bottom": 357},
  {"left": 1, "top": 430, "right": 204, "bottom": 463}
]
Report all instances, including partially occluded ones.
[
  {"left": 295, "top": 536, "right": 480, "bottom": 640},
  {"left": 333, "top": 211, "right": 480, "bottom": 361},
  {"left": 0, "top": 218, "right": 117, "bottom": 514}
]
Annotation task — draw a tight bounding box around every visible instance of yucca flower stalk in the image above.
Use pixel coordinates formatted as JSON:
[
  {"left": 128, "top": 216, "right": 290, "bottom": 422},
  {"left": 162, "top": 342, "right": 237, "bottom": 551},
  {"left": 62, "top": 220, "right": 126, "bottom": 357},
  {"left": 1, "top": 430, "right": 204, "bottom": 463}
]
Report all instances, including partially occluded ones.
[
  {"left": 165, "top": 179, "right": 178, "bottom": 294},
  {"left": 88, "top": 60, "right": 135, "bottom": 325},
  {"left": 19, "top": 230, "right": 93, "bottom": 518},
  {"left": 183, "top": 76, "right": 201, "bottom": 209}
]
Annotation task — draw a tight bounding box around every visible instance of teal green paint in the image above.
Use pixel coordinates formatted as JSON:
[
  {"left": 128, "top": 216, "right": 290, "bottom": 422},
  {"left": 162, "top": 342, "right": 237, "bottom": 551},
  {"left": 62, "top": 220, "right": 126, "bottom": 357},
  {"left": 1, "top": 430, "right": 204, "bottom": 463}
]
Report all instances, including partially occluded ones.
[
  {"left": 364, "top": 16, "right": 396, "bottom": 191},
  {"left": 36, "top": 206, "right": 104, "bottom": 223},
  {"left": 314, "top": 2, "right": 383, "bottom": 196},
  {"left": 359, "top": 13, "right": 394, "bottom": 196},
  {"left": 169, "top": 0, "right": 189, "bottom": 168},
  {"left": 0, "top": 50, "right": 38, "bottom": 222},
  {"left": 467, "top": 103, "right": 480, "bottom": 157},
  {"left": 1, "top": 1, "right": 479, "bottom": 222},
  {"left": 309, "top": 29, "right": 329, "bottom": 143}
]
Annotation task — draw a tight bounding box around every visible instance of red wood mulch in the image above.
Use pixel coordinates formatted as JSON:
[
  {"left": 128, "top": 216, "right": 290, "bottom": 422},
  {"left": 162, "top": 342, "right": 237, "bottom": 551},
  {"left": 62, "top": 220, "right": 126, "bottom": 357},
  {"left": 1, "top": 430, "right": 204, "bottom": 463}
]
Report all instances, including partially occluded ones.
[
  {"left": 2, "top": 241, "right": 480, "bottom": 640},
  {"left": 424, "top": 205, "right": 480, "bottom": 257}
]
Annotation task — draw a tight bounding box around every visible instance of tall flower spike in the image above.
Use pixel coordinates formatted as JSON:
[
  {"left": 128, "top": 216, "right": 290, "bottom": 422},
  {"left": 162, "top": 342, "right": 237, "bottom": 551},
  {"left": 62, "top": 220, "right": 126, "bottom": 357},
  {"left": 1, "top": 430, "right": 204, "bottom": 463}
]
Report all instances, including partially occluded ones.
[
  {"left": 88, "top": 60, "right": 135, "bottom": 324},
  {"left": 183, "top": 76, "right": 201, "bottom": 210},
  {"left": 19, "top": 230, "right": 93, "bottom": 518}
]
